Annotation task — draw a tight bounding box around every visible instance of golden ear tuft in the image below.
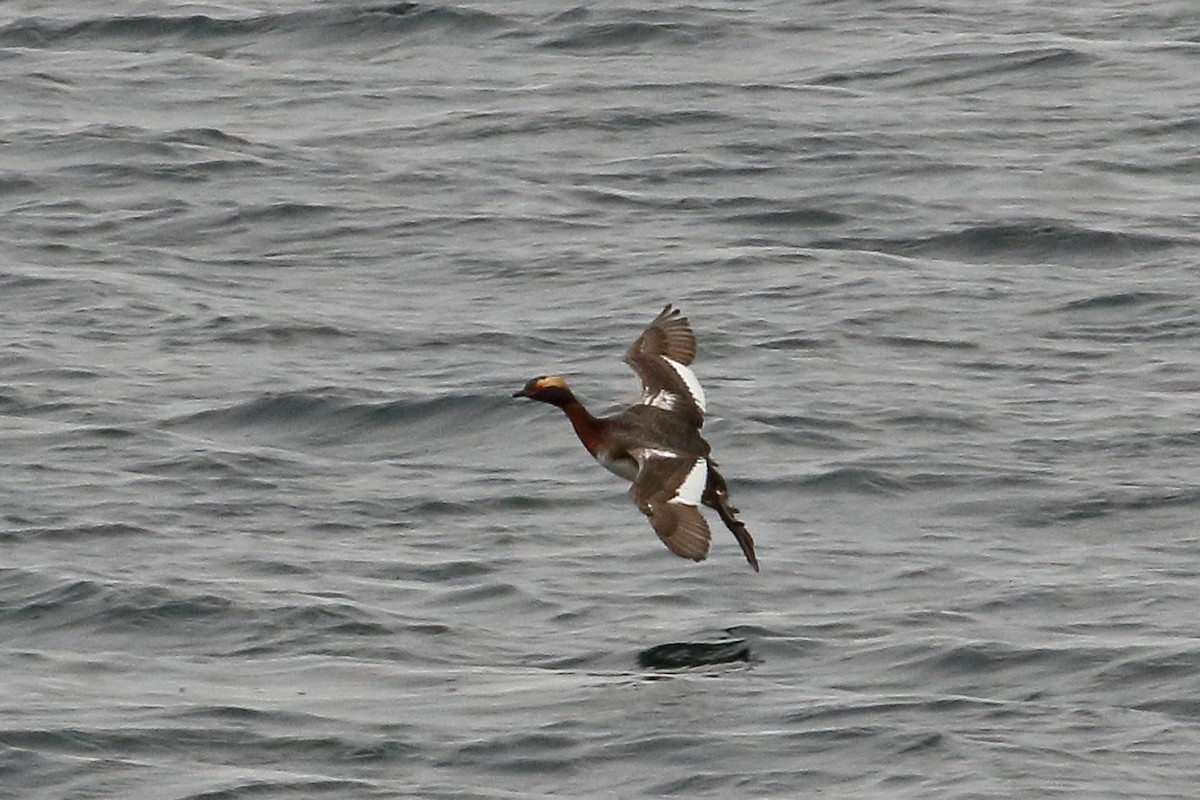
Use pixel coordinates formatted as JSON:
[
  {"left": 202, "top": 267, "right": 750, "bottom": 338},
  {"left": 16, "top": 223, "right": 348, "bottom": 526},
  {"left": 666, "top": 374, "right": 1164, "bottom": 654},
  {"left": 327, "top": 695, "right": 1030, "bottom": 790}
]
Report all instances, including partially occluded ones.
[{"left": 536, "top": 375, "right": 568, "bottom": 390}]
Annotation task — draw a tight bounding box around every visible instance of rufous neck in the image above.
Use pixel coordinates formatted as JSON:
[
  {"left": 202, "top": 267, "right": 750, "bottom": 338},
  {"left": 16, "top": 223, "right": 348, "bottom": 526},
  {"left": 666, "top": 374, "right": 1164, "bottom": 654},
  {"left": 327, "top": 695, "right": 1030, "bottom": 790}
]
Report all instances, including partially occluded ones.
[{"left": 560, "top": 397, "right": 604, "bottom": 457}]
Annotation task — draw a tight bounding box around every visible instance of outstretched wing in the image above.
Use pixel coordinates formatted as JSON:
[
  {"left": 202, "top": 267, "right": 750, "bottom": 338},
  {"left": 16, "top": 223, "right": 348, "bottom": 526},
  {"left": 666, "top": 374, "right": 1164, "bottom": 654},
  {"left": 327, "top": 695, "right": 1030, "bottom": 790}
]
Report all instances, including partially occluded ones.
[
  {"left": 623, "top": 305, "right": 707, "bottom": 428},
  {"left": 626, "top": 304, "right": 697, "bottom": 365},
  {"left": 628, "top": 448, "right": 711, "bottom": 562}
]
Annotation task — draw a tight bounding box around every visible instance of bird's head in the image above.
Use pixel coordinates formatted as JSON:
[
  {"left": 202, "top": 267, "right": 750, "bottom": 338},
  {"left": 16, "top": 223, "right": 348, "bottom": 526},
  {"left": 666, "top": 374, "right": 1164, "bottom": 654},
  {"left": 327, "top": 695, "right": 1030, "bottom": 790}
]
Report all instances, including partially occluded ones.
[{"left": 513, "top": 375, "right": 574, "bottom": 406}]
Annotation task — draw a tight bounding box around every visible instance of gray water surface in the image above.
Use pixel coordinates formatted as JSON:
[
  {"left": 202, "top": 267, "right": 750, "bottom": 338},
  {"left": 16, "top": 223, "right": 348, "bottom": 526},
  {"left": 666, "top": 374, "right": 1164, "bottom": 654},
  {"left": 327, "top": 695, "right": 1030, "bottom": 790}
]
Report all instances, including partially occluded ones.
[{"left": 3, "top": 1, "right": 1199, "bottom": 797}]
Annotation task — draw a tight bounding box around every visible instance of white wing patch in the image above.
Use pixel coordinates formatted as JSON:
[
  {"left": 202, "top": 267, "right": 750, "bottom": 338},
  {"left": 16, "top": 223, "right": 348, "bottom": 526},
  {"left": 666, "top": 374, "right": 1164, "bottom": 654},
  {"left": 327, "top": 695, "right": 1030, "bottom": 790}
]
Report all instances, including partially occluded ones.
[
  {"left": 663, "top": 356, "right": 707, "bottom": 413},
  {"left": 643, "top": 388, "right": 678, "bottom": 411},
  {"left": 636, "top": 447, "right": 680, "bottom": 460},
  {"left": 668, "top": 458, "right": 707, "bottom": 506}
]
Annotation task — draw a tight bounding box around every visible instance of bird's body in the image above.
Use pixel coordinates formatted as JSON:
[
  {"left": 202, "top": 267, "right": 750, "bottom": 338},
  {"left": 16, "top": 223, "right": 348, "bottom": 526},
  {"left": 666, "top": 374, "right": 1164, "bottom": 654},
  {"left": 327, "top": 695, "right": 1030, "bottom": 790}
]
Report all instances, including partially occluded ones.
[{"left": 514, "top": 305, "right": 759, "bottom": 571}]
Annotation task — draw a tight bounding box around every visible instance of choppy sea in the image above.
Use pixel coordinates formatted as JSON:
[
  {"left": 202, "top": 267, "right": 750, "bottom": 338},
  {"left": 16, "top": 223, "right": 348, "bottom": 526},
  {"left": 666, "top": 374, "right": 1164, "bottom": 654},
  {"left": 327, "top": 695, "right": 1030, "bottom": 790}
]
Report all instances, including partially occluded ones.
[{"left": 3, "top": 1, "right": 1200, "bottom": 797}]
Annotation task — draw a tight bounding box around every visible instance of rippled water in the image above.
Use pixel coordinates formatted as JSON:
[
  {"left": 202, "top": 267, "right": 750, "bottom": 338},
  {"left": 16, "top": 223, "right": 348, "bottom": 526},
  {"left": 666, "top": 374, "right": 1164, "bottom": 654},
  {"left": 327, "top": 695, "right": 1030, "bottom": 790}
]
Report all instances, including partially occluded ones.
[{"left": 3, "top": 1, "right": 1200, "bottom": 797}]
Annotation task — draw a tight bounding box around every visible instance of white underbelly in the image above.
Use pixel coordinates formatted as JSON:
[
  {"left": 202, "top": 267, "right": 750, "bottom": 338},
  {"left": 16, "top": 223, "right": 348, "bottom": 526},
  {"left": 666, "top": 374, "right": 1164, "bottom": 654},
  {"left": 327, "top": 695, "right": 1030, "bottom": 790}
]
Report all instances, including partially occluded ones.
[{"left": 597, "top": 452, "right": 639, "bottom": 482}]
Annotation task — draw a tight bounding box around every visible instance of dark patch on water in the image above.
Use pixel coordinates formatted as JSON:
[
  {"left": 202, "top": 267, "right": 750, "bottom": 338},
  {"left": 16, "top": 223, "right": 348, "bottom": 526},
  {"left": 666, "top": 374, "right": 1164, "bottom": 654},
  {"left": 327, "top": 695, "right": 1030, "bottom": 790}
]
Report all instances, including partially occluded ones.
[
  {"left": 637, "top": 639, "right": 752, "bottom": 669},
  {"left": 722, "top": 207, "right": 847, "bottom": 227}
]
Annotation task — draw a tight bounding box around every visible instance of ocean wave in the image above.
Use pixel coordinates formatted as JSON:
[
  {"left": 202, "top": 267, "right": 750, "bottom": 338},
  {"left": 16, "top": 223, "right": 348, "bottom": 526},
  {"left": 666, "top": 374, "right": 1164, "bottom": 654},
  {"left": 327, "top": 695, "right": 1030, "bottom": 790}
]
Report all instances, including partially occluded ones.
[
  {"left": 740, "top": 467, "right": 910, "bottom": 495},
  {"left": 363, "top": 559, "right": 495, "bottom": 582},
  {"left": 233, "top": 602, "right": 394, "bottom": 656},
  {"left": 901, "top": 46, "right": 1094, "bottom": 90},
  {"left": 0, "top": 570, "right": 235, "bottom": 635},
  {"left": 909, "top": 638, "right": 1110, "bottom": 678},
  {"left": 0, "top": 567, "right": 467, "bottom": 660},
  {"left": 803, "top": 466, "right": 910, "bottom": 494},
  {"left": 868, "top": 334, "right": 979, "bottom": 351},
  {"left": 1053, "top": 290, "right": 1185, "bottom": 313},
  {"left": 540, "top": 20, "right": 722, "bottom": 51},
  {"left": 176, "top": 778, "right": 379, "bottom": 799},
  {"left": 719, "top": 207, "right": 847, "bottom": 228},
  {"left": 538, "top": 7, "right": 732, "bottom": 52},
  {"left": 0, "top": 4, "right": 514, "bottom": 50},
  {"left": 23, "top": 121, "right": 277, "bottom": 157},
  {"left": 1041, "top": 290, "right": 1199, "bottom": 343},
  {"left": 1022, "top": 487, "right": 1200, "bottom": 525},
  {"left": 816, "top": 220, "right": 1182, "bottom": 263},
  {"left": 0, "top": 172, "right": 40, "bottom": 195},
  {"left": 742, "top": 412, "right": 867, "bottom": 452},
  {"left": 814, "top": 44, "right": 1094, "bottom": 91},
  {"left": 168, "top": 389, "right": 510, "bottom": 447},
  {"left": 128, "top": 448, "right": 298, "bottom": 489},
  {"left": 739, "top": 457, "right": 1046, "bottom": 497},
  {"left": 0, "top": 521, "right": 151, "bottom": 544},
  {"left": 880, "top": 410, "right": 987, "bottom": 432},
  {"left": 7, "top": 123, "right": 285, "bottom": 207},
  {"left": 444, "top": 107, "right": 740, "bottom": 143},
  {"left": 209, "top": 321, "right": 355, "bottom": 346},
  {"left": 747, "top": 412, "right": 867, "bottom": 433},
  {"left": 784, "top": 693, "right": 1002, "bottom": 727}
]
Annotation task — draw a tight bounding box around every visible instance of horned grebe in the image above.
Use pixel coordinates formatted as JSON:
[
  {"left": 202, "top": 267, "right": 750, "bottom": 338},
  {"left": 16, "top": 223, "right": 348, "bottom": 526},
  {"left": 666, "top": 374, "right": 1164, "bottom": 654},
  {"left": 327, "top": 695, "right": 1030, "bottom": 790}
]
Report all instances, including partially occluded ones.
[{"left": 514, "top": 305, "right": 758, "bottom": 571}]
